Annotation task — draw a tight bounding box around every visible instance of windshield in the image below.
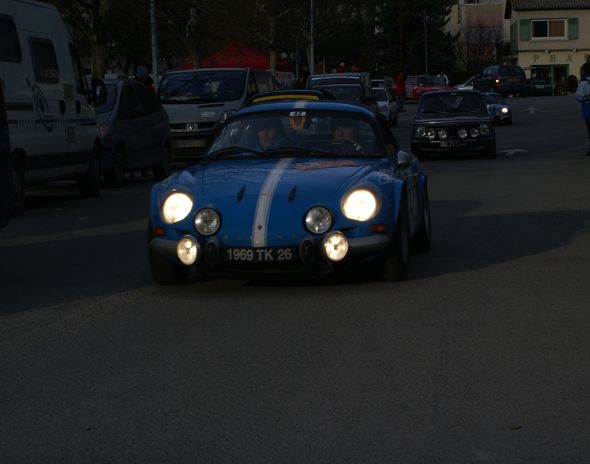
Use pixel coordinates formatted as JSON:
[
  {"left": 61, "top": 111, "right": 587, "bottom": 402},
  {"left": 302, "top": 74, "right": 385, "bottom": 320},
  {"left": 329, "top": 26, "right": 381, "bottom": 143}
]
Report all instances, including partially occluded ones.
[
  {"left": 207, "top": 110, "right": 385, "bottom": 159},
  {"left": 95, "top": 83, "right": 118, "bottom": 113},
  {"left": 158, "top": 70, "right": 247, "bottom": 104},
  {"left": 418, "top": 93, "right": 487, "bottom": 115},
  {"left": 373, "top": 88, "right": 388, "bottom": 102},
  {"left": 314, "top": 85, "right": 361, "bottom": 102}
]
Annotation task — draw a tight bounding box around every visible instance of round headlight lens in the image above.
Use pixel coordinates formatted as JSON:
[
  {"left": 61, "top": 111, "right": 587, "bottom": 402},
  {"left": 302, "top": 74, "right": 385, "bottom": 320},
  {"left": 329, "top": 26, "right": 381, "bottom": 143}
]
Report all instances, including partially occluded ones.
[
  {"left": 501, "top": 107, "right": 509, "bottom": 114},
  {"left": 470, "top": 128, "right": 480, "bottom": 138},
  {"left": 323, "top": 231, "right": 349, "bottom": 262},
  {"left": 341, "top": 189, "right": 379, "bottom": 221},
  {"left": 437, "top": 129, "right": 448, "bottom": 140},
  {"left": 305, "top": 207, "right": 332, "bottom": 234},
  {"left": 426, "top": 128, "right": 436, "bottom": 140},
  {"left": 479, "top": 123, "right": 491, "bottom": 135},
  {"left": 458, "top": 128, "right": 468, "bottom": 139},
  {"left": 162, "top": 192, "right": 194, "bottom": 224},
  {"left": 415, "top": 125, "right": 426, "bottom": 138},
  {"left": 194, "top": 208, "right": 221, "bottom": 236},
  {"left": 177, "top": 236, "right": 199, "bottom": 265}
]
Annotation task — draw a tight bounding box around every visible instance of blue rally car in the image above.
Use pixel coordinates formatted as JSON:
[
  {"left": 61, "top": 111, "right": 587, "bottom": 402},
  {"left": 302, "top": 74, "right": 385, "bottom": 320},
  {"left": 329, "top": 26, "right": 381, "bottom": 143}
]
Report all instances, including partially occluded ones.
[{"left": 148, "top": 101, "right": 431, "bottom": 284}]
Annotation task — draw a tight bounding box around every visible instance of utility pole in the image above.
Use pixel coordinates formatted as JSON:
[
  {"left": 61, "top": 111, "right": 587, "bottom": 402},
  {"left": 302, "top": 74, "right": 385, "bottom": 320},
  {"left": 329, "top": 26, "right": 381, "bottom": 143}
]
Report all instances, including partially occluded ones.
[
  {"left": 310, "top": 0, "right": 315, "bottom": 76},
  {"left": 150, "top": 0, "right": 159, "bottom": 88}
]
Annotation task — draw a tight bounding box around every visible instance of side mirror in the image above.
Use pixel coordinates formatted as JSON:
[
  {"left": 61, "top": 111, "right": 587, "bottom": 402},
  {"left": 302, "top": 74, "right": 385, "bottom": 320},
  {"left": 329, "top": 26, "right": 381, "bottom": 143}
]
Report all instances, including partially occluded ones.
[
  {"left": 90, "top": 77, "right": 107, "bottom": 106},
  {"left": 397, "top": 150, "right": 413, "bottom": 168}
]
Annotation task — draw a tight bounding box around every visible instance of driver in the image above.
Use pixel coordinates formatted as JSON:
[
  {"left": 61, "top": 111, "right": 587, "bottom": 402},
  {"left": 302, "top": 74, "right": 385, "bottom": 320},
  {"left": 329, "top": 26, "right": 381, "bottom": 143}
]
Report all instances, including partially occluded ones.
[
  {"left": 253, "top": 118, "right": 284, "bottom": 150},
  {"left": 331, "top": 117, "right": 363, "bottom": 152}
]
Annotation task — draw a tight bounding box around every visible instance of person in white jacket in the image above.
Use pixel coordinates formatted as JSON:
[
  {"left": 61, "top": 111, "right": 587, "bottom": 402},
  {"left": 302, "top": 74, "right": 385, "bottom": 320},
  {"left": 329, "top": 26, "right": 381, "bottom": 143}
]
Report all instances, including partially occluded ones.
[{"left": 574, "top": 62, "right": 590, "bottom": 156}]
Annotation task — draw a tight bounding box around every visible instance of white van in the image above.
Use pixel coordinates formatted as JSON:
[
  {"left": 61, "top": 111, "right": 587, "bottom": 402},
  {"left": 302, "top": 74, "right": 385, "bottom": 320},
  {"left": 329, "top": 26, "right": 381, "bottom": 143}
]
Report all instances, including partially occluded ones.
[
  {"left": 0, "top": 0, "right": 105, "bottom": 215},
  {"left": 158, "top": 67, "right": 277, "bottom": 163}
]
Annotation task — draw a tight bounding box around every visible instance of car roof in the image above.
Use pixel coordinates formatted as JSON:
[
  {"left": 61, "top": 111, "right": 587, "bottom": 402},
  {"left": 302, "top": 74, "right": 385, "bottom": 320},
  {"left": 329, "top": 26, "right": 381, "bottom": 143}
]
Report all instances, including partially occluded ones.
[{"left": 235, "top": 100, "right": 376, "bottom": 118}]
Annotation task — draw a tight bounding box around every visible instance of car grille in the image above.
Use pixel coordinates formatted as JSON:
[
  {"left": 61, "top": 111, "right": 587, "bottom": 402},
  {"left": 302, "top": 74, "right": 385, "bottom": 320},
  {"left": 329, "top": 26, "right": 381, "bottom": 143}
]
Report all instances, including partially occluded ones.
[{"left": 170, "top": 121, "right": 216, "bottom": 132}]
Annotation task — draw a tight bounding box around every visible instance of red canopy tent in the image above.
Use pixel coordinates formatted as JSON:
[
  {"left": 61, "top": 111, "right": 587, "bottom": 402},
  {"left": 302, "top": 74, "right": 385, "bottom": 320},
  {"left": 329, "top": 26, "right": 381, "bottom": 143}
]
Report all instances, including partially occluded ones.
[{"left": 201, "top": 41, "right": 294, "bottom": 72}]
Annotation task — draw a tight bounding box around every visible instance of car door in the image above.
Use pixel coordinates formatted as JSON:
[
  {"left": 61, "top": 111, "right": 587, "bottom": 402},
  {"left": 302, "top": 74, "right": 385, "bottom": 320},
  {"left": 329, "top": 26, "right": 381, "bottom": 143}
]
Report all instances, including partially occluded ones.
[
  {"left": 117, "top": 81, "right": 145, "bottom": 169},
  {"left": 133, "top": 81, "right": 167, "bottom": 167}
]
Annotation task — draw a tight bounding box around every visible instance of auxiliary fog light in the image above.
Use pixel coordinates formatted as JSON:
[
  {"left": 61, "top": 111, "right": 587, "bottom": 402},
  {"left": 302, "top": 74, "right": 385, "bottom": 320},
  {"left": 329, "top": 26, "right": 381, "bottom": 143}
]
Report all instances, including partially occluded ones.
[
  {"left": 177, "top": 236, "right": 199, "bottom": 265},
  {"left": 322, "top": 231, "right": 349, "bottom": 262}
]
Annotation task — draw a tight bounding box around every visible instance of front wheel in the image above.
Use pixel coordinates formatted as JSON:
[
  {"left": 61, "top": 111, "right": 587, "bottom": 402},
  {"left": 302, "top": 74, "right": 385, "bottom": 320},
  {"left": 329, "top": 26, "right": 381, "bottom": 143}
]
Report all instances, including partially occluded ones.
[
  {"left": 380, "top": 198, "right": 410, "bottom": 281},
  {"left": 153, "top": 143, "right": 172, "bottom": 180},
  {"left": 103, "top": 146, "right": 126, "bottom": 187},
  {"left": 78, "top": 154, "right": 101, "bottom": 198}
]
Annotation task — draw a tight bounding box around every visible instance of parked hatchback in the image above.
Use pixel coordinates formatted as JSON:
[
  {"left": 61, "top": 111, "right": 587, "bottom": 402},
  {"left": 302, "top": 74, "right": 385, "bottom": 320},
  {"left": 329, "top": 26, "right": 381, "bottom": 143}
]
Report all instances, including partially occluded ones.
[
  {"left": 473, "top": 65, "right": 527, "bottom": 96},
  {"left": 96, "top": 77, "right": 172, "bottom": 186}
]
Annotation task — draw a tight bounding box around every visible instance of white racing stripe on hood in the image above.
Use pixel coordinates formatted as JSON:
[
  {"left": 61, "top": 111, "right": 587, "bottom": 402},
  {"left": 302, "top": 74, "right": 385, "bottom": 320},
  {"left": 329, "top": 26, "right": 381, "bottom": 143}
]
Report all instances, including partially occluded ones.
[{"left": 252, "top": 158, "right": 293, "bottom": 247}]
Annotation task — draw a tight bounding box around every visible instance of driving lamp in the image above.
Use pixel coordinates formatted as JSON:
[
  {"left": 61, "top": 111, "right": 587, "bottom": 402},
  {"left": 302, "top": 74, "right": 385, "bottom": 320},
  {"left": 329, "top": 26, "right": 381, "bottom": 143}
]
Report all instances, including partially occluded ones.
[
  {"left": 305, "top": 207, "right": 332, "bottom": 234},
  {"left": 162, "top": 192, "right": 194, "bottom": 224},
  {"left": 194, "top": 208, "right": 221, "bottom": 236},
  {"left": 177, "top": 236, "right": 199, "bottom": 265},
  {"left": 341, "top": 189, "right": 379, "bottom": 221},
  {"left": 323, "top": 231, "right": 349, "bottom": 262}
]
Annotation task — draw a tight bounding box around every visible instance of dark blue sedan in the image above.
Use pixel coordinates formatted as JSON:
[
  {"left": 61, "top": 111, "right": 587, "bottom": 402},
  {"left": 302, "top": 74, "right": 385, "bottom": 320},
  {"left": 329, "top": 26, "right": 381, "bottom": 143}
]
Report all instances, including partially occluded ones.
[{"left": 147, "top": 101, "right": 431, "bottom": 284}]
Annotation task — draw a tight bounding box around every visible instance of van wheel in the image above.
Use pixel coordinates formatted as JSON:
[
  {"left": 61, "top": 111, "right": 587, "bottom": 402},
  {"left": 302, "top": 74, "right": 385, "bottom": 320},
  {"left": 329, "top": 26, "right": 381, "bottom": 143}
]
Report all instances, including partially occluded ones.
[
  {"left": 9, "top": 156, "right": 26, "bottom": 216},
  {"left": 153, "top": 143, "right": 172, "bottom": 180},
  {"left": 103, "top": 146, "right": 126, "bottom": 187},
  {"left": 78, "top": 156, "right": 101, "bottom": 198}
]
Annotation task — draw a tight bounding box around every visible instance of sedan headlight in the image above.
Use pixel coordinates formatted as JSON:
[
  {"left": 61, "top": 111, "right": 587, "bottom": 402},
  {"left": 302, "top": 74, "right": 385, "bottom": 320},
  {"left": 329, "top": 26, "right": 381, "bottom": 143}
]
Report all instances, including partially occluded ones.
[
  {"left": 341, "top": 189, "right": 379, "bottom": 222},
  {"left": 437, "top": 129, "right": 448, "bottom": 140},
  {"left": 305, "top": 207, "right": 332, "bottom": 234},
  {"left": 194, "top": 208, "right": 221, "bottom": 236},
  {"left": 415, "top": 125, "right": 426, "bottom": 138},
  {"left": 478, "top": 123, "right": 491, "bottom": 135},
  {"left": 470, "top": 128, "right": 480, "bottom": 138},
  {"left": 501, "top": 107, "right": 509, "bottom": 114},
  {"left": 162, "top": 192, "right": 194, "bottom": 224},
  {"left": 426, "top": 128, "right": 436, "bottom": 140},
  {"left": 458, "top": 128, "right": 468, "bottom": 139}
]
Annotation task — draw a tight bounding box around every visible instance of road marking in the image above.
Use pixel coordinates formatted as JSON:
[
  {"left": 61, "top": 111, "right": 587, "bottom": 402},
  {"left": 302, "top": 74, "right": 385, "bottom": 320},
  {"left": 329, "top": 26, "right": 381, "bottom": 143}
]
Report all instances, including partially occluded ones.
[
  {"left": 0, "top": 219, "right": 146, "bottom": 248},
  {"left": 498, "top": 148, "right": 527, "bottom": 157}
]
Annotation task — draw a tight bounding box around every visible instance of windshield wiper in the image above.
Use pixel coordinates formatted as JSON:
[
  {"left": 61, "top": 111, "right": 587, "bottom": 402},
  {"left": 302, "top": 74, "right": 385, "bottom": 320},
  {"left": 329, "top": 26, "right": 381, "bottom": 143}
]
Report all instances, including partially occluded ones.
[{"left": 203, "top": 146, "right": 263, "bottom": 163}]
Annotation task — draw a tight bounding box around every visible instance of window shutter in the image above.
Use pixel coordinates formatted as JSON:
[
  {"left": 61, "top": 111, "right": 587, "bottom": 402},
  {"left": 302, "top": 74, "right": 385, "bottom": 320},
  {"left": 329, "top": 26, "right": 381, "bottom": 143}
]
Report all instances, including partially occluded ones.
[
  {"left": 519, "top": 19, "right": 530, "bottom": 41},
  {"left": 568, "top": 17, "right": 579, "bottom": 39}
]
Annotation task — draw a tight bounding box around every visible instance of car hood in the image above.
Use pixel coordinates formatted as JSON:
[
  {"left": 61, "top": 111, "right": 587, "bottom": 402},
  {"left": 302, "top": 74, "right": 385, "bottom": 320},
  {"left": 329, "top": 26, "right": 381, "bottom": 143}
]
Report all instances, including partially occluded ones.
[{"left": 173, "top": 157, "right": 379, "bottom": 198}]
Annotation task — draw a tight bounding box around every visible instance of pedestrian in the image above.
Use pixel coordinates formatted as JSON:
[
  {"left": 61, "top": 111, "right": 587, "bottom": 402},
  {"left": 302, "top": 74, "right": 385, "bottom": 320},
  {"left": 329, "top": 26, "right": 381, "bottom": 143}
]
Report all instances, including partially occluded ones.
[
  {"left": 394, "top": 69, "right": 406, "bottom": 112},
  {"left": 135, "top": 66, "right": 156, "bottom": 94},
  {"left": 574, "top": 62, "right": 590, "bottom": 156}
]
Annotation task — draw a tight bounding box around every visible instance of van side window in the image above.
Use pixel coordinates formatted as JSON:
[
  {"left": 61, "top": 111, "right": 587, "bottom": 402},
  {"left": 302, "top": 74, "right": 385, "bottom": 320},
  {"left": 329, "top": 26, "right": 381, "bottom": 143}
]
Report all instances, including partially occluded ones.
[
  {"left": 30, "top": 38, "right": 59, "bottom": 83},
  {"left": 247, "top": 72, "right": 257, "bottom": 95},
  {"left": 68, "top": 43, "right": 87, "bottom": 95},
  {"left": 119, "top": 84, "right": 142, "bottom": 119},
  {"left": 0, "top": 15, "right": 21, "bottom": 62}
]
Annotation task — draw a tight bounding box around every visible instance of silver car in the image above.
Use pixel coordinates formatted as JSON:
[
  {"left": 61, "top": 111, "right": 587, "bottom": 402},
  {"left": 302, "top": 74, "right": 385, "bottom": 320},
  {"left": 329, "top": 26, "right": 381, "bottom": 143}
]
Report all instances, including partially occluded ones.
[
  {"left": 372, "top": 86, "right": 398, "bottom": 126},
  {"left": 96, "top": 77, "right": 171, "bottom": 187}
]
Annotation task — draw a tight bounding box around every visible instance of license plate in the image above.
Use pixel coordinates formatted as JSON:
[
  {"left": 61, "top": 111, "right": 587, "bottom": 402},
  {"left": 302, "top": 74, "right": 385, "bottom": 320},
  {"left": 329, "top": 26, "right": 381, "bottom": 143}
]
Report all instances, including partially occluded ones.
[
  {"left": 440, "top": 140, "right": 465, "bottom": 148},
  {"left": 174, "top": 139, "right": 207, "bottom": 148},
  {"left": 223, "top": 246, "right": 297, "bottom": 263}
]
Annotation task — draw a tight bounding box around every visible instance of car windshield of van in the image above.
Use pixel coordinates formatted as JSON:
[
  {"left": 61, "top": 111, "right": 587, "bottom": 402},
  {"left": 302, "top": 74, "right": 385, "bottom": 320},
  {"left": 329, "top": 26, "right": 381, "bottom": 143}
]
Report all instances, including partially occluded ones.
[
  {"left": 206, "top": 110, "right": 385, "bottom": 160},
  {"left": 158, "top": 70, "right": 247, "bottom": 104},
  {"left": 418, "top": 93, "right": 487, "bottom": 115},
  {"left": 315, "top": 85, "right": 361, "bottom": 103},
  {"left": 95, "top": 84, "right": 118, "bottom": 113}
]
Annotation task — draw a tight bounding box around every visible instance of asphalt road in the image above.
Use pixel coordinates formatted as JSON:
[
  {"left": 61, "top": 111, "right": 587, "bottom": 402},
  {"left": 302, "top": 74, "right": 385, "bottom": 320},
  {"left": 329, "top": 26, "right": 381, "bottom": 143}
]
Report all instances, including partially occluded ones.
[{"left": 1, "top": 95, "right": 589, "bottom": 463}]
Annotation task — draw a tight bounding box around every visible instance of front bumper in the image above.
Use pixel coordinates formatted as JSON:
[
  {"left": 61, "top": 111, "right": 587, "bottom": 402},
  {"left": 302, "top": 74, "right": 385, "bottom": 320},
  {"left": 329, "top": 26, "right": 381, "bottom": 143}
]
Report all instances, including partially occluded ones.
[{"left": 411, "top": 137, "right": 494, "bottom": 154}]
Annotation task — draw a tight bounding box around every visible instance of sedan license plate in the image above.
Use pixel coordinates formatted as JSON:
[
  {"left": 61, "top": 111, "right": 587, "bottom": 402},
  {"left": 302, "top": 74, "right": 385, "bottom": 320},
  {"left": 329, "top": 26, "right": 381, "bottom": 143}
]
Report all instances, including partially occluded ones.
[
  {"left": 223, "top": 246, "right": 297, "bottom": 263},
  {"left": 174, "top": 139, "right": 207, "bottom": 148},
  {"left": 440, "top": 140, "right": 465, "bottom": 148}
]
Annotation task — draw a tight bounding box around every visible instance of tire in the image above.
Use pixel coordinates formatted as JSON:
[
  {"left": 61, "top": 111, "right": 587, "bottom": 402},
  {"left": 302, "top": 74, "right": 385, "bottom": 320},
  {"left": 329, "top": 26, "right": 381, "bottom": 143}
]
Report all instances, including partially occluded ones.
[
  {"left": 103, "top": 146, "right": 126, "bottom": 187},
  {"left": 483, "top": 142, "right": 497, "bottom": 159},
  {"left": 153, "top": 143, "right": 172, "bottom": 180},
  {"left": 78, "top": 155, "right": 101, "bottom": 198},
  {"left": 9, "top": 155, "right": 26, "bottom": 216},
  {"left": 148, "top": 225, "right": 189, "bottom": 285},
  {"left": 412, "top": 185, "right": 431, "bottom": 253},
  {"left": 380, "top": 198, "right": 410, "bottom": 281}
]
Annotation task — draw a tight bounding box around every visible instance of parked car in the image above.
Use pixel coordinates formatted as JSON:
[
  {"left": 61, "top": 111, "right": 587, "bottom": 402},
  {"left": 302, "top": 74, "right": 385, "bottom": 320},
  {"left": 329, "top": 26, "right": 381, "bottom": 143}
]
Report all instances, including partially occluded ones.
[
  {"left": 411, "top": 90, "right": 496, "bottom": 160},
  {"left": 96, "top": 77, "right": 172, "bottom": 186},
  {"left": 0, "top": 81, "right": 10, "bottom": 228},
  {"left": 148, "top": 100, "right": 431, "bottom": 285},
  {"left": 405, "top": 75, "right": 450, "bottom": 101},
  {"left": 372, "top": 86, "right": 398, "bottom": 126},
  {"left": 526, "top": 78, "right": 553, "bottom": 96},
  {"left": 482, "top": 92, "right": 512, "bottom": 125},
  {"left": 306, "top": 72, "right": 378, "bottom": 112},
  {"left": 158, "top": 67, "right": 277, "bottom": 164},
  {"left": 454, "top": 75, "right": 476, "bottom": 91},
  {"left": 0, "top": 0, "right": 107, "bottom": 215},
  {"left": 473, "top": 64, "right": 527, "bottom": 97}
]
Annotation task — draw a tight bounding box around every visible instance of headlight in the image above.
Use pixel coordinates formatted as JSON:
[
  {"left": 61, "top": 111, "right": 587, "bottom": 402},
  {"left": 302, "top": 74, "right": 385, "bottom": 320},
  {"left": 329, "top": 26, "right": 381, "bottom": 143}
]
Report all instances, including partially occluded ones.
[
  {"left": 415, "top": 125, "right": 426, "bottom": 138},
  {"left": 323, "top": 231, "right": 349, "bottom": 262},
  {"left": 218, "top": 110, "right": 236, "bottom": 125},
  {"left": 162, "top": 192, "right": 193, "bottom": 224},
  {"left": 305, "top": 207, "right": 332, "bottom": 234},
  {"left": 437, "top": 129, "right": 448, "bottom": 140},
  {"left": 194, "top": 208, "right": 221, "bottom": 236},
  {"left": 341, "top": 189, "right": 379, "bottom": 221},
  {"left": 426, "top": 128, "right": 436, "bottom": 140},
  {"left": 177, "top": 236, "right": 199, "bottom": 265},
  {"left": 458, "top": 128, "right": 468, "bottom": 139},
  {"left": 501, "top": 107, "right": 509, "bottom": 114},
  {"left": 478, "top": 123, "right": 491, "bottom": 135},
  {"left": 470, "top": 128, "right": 480, "bottom": 138}
]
